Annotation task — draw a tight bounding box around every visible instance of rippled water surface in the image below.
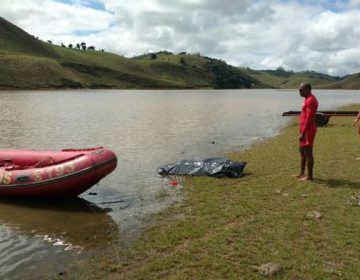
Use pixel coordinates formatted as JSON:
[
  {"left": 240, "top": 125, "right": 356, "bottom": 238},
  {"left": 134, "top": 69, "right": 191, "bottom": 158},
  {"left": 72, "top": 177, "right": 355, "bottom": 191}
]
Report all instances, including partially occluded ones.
[{"left": 0, "top": 89, "right": 358, "bottom": 278}]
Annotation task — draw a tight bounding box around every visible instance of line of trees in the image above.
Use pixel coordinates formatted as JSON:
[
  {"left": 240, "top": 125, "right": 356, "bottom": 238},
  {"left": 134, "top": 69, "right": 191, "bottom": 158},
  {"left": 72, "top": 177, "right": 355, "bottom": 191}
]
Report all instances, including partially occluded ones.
[{"left": 47, "top": 40, "right": 104, "bottom": 52}]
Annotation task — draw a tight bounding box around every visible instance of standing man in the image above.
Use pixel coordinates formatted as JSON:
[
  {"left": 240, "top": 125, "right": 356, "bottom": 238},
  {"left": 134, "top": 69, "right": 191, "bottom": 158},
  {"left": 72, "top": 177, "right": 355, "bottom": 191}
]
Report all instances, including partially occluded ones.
[{"left": 297, "top": 82, "right": 318, "bottom": 181}]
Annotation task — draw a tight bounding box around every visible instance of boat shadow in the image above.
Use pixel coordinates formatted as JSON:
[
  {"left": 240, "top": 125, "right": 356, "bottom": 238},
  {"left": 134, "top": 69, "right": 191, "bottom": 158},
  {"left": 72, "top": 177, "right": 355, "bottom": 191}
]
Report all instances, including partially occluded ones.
[{"left": 0, "top": 196, "right": 109, "bottom": 213}]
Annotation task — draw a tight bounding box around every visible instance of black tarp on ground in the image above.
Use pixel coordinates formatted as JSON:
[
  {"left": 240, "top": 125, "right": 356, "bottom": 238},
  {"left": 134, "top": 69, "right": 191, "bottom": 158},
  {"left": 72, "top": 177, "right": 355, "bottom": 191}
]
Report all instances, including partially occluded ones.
[{"left": 157, "top": 158, "right": 246, "bottom": 178}]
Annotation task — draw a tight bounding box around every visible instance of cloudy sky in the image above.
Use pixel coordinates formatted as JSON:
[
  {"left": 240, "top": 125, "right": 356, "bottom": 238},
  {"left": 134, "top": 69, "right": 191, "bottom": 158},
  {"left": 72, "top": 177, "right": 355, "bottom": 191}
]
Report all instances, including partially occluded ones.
[{"left": 1, "top": 0, "right": 360, "bottom": 76}]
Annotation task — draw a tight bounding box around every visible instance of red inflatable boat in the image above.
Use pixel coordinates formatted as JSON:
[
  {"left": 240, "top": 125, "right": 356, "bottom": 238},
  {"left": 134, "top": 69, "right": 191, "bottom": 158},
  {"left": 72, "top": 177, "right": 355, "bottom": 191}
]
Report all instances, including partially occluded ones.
[{"left": 0, "top": 147, "right": 117, "bottom": 197}]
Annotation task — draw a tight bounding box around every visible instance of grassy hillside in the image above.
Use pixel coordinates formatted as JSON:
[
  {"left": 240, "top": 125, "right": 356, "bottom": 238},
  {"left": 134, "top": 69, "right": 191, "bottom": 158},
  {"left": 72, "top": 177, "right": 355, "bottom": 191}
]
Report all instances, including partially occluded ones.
[
  {"left": 240, "top": 68, "right": 286, "bottom": 88},
  {"left": 121, "top": 51, "right": 268, "bottom": 89},
  {"left": 330, "top": 73, "right": 360, "bottom": 89},
  {"left": 0, "top": 17, "right": 268, "bottom": 90},
  {"left": 0, "top": 17, "right": 359, "bottom": 90},
  {"left": 0, "top": 18, "right": 211, "bottom": 90},
  {"left": 242, "top": 68, "right": 345, "bottom": 89},
  {"left": 0, "top": 17, "right": 59, "bottom": 58}
]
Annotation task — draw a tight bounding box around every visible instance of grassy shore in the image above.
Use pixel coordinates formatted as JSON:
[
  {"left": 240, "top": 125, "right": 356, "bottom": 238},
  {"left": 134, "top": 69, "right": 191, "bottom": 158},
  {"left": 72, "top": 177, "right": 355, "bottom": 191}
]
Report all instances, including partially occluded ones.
[{"left": 73, "top": 104, "right": 360, "bottom": 279}]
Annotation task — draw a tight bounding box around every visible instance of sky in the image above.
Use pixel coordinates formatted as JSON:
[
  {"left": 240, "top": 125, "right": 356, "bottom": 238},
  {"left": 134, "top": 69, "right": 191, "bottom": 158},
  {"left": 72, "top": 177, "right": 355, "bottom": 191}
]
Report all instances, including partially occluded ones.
[{"left": 1, "top": 0, "right": 360, "bottom": 76}]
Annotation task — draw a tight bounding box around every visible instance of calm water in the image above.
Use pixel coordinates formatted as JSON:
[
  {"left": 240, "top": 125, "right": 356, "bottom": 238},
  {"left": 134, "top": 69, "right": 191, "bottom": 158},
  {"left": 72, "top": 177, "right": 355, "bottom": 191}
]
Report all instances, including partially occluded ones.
[{"left": 0, "top": 89, "right": 358, "bottom": 278}]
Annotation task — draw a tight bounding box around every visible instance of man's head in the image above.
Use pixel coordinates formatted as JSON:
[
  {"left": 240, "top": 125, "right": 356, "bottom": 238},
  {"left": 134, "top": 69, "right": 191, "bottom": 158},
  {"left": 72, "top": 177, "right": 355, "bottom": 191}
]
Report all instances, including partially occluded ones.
[{"left": 299, "top": 82, "right": 311, "bottom": 97}]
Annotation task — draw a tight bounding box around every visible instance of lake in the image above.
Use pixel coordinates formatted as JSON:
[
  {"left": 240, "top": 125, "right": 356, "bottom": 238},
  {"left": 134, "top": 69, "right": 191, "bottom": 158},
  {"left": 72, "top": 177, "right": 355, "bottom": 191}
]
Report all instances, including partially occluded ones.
[{"left": 0, "top": 89, "right": 358, "bottom": 278}]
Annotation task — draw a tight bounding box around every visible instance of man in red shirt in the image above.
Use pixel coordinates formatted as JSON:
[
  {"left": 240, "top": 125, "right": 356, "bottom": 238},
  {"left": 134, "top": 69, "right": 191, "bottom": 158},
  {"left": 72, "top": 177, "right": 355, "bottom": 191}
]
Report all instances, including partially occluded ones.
[{"left": 297, "top": 82, "right": 318, "bottom": 181}]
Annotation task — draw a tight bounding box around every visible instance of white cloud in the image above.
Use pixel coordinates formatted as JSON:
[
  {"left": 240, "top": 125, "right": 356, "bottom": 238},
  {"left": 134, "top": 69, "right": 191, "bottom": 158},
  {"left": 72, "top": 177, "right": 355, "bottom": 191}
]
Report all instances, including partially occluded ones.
[
  {"left": 1, "top": 0, "right": 114, "bottom": 38},
  {"left": 349, "top": 0, "right": 360, "bottom": 8},
  {"left": 1, "top": 0, "right": 360, "bottom": 76}
]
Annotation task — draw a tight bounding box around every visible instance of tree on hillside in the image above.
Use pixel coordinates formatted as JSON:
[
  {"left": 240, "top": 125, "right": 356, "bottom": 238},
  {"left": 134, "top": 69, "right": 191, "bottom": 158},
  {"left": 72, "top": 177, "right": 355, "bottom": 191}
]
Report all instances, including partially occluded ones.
[
  {"left": 76, "top": 43, "right": 80, "bottom": 50},
  {"left": 68, "top": 44, "right": 73, "bottom": 48},
  {"left": 179, "top": 57, "right": 186, "bottom": 65},
  {"left": 47, "top": 40, "right": 52, "bottom": 44},
  {"left": 61, "top": 43, "right": 66, "bottom": 47},
  {"left": 268, "top": 66, "right": 293, "bottom": 77},
  {"left": 80, "top": 42, "right": 86, "bottom": 50},
  {"left": 204, "top": 60, "right": 252, "bottom": 89},
  {"left": 87, "top": 46, "right": 95, "bottom": 51},
  {"left": 150, "top": 53, "right": 157, "bottom": 59}
]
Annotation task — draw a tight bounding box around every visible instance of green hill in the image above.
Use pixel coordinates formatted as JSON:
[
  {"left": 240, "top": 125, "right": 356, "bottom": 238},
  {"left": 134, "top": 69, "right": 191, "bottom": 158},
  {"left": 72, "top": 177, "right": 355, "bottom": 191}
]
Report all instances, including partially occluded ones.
[
  {"left": 0, "top": 17, "right": 59, "bottom": 58},
  {"left": 279, "top": 71, "right": 341, "bottom": 89},
  {"left": 241, "top": 67, "right": 345, "bottom": 89},
  {"left": 0, "top": 17, "right": 358, "bottom": 90},
  {"left": 329, "top": 73, "right": 360, "bottom": 89},
  {"left": 0, "top": 17, "right": 267, "bottom": 90}
]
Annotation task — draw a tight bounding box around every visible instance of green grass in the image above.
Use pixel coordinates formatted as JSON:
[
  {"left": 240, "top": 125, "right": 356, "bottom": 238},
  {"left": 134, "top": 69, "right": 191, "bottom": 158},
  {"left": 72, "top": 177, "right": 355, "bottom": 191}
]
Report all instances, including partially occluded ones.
[
  {"left": 0, "top": 54, "right": 80, "bottom": 88},
  {"left": 155, "top": 54, "right": 210, "bottom": 67},
  {"left": 68, "top": 104, "right": 360, "bottom": 280}
]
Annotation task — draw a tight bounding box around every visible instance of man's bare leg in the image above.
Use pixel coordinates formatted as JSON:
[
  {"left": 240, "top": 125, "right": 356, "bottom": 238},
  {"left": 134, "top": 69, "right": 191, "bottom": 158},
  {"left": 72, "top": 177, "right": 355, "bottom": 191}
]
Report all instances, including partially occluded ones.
[
  {"left": 300, "top": 146, "right": 314, "bottom": 181},
  {"left": 305, "top": 146, "right": 314, "bottom": 180},
  {"left": 297, "top": 147, "right": 307, "bottom": 178}
]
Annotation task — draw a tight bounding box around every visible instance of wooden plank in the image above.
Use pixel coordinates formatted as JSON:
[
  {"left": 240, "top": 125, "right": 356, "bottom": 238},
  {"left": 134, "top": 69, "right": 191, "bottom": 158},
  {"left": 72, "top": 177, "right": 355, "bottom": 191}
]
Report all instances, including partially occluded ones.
[{"left": 282, "top": 111, "right": 358, "bottom": 117}]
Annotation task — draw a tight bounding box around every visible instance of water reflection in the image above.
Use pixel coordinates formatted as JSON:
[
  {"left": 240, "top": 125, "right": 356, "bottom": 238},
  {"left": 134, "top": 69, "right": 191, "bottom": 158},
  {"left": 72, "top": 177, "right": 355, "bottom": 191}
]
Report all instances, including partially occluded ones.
[
  {"left": 0, "top": 197, "right": 118, "bottom": 250},
  {"left": 0, "top": 197, "right": 118, "bottom": 278}
]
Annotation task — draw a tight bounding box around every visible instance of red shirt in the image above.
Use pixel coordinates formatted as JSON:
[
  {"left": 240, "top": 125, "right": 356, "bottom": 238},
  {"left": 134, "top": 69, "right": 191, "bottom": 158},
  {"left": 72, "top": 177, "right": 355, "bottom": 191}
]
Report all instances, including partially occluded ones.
[{"left": 299, "top": 94, "right": 318, "bottom": 133}]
